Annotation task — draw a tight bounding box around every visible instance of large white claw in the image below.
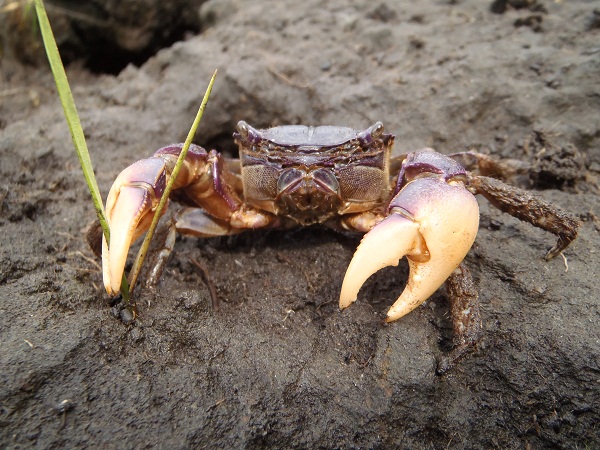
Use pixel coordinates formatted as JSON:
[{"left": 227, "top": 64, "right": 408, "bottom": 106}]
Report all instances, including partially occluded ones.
[
  {"left": 102, "top": 158, "right": 166, "bottom": 296},
  {"left": 102, "top": 186, "right": 155, "bottom": 296},
  {"left": 339, "top": 177, "right": 480, "bottom": 322}
]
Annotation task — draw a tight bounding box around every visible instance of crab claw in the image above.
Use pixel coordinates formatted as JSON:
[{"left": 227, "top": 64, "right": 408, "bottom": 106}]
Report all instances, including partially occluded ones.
[
  {"left": 339, "top": 177, "right": 479, "bottom": 322},
  {"left": 102, "top": 158, "right": 167, "bottom": 296}
]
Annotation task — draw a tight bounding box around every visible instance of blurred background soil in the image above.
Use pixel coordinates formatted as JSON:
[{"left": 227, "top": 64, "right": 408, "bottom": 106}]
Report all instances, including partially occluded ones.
[{"left": 1, "top": 0, "right": 599, "bottom": 448}]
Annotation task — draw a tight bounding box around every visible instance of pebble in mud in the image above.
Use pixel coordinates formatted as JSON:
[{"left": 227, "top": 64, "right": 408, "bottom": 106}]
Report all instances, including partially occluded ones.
[
  {"left": 119, "top": 308, "right": 135, "bottom": 325},
  {"left": 129, "top": 327, "right": 144, "bottom": 343},
  {"left": 55, "top": 399, "right": 75, "bottom": 414},
  {"left": 110, "top": 306, "right": 135, "bottom": 324}
]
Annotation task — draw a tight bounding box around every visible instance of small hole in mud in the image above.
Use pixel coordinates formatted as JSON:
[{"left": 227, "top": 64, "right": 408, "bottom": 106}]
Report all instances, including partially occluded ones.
[
  {"left": 203, "top": 132, "right": 239, "bottom": 158},
  {"left": 9, "top": 3, "right": 204, "bottom": 75},
  {"left": 66, "top": 26, "right": 201, "bottom": 75}
]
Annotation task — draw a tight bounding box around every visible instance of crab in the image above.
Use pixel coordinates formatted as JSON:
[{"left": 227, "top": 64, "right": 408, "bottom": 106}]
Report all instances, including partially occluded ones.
[{"left": 101, "top": 121, "right": 580, "bottom": 371}]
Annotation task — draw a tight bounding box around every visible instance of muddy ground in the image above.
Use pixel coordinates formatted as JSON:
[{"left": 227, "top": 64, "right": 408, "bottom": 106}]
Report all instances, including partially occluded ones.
[{"left": 1, "top": 0, "right": 599, "bottom": 448}]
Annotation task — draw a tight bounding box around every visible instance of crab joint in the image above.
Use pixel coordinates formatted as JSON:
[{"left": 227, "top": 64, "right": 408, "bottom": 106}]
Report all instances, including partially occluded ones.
[{"left": 339, "top": 177, "right": 480, "bottom": 322}]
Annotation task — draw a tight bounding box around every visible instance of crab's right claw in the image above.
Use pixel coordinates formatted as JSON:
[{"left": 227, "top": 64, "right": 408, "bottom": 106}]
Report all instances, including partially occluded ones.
[
  {"left": 102, "top": 158, "right": 168, "bottom": 296},
  {"left": 339, "top": 177, "right": 480, "bottom": 322}
]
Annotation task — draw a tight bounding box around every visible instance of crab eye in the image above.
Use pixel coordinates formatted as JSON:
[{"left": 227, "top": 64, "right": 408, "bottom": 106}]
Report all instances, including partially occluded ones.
[
  {"left": 370, "top": 121, "right": 384, "bottom": 139},
  {"left": 236, "top": 121, "right": 263, "bottom": 144},
  {"left": 237, "top": 121, "right": 250, "bottom": 139},
  {"left": 358, "top": 122, "right": 385, "bottom": 147}
]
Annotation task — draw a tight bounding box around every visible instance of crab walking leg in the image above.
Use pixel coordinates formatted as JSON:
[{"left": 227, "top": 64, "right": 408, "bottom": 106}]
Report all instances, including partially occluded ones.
[
  {"left": 467, "top": 174, "right": 580, "bottom": 260},
  {"left": 143, "top": 207, "right": 262, "bottom": 289},
  {"left": 436, "top": 264, "right": 483, "bottom": 374},
  {"left": 102, "top": 144, "right": 273, "bottom": 295},
  {"left": 340, "top": 177, "right": 480, "bottom": 322}
]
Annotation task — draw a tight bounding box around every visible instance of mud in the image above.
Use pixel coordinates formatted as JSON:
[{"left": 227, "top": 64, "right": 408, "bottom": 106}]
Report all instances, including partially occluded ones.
[{"left": 1, "top": 0, "right": 599, "bottom": 448}]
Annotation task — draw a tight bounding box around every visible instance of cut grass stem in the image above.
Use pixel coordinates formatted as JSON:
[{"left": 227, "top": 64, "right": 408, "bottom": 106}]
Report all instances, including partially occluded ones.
[{"left": 127, "top": 69, "right": 218, "bottom": 293}]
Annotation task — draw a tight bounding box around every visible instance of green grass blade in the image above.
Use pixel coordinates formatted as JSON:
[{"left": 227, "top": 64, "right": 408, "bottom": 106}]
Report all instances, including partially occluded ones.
[
  {"left": 33, "top": 0, "right": 106, "bottom": 233},
  {"left": 127, "top": 69, "right": 218, "bottom": 293},
  {"left": 33, "top": 0, "right": 130, "bottom": 301}
]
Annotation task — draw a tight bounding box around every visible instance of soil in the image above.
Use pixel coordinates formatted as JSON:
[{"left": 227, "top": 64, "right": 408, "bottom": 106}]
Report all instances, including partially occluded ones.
[{"left": 1, "top": 0, "right": 599, "bottom": 448}]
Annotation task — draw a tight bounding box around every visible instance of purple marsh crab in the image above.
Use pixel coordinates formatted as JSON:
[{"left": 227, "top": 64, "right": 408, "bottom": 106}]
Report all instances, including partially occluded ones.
[{"left": 100, "top": 121, "right": 580, "bottom": 371}]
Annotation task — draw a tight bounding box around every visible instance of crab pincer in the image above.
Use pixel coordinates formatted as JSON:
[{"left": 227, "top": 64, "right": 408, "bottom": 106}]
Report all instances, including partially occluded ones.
[
  {"left": 102, "top": 156, "right": 170, "bottom": 296},
  {"left": 339, "top": 150, "right": 480, "bottom": 322},
  {"left": 102, "top": 144, "right": 248, "bottom": 296}
]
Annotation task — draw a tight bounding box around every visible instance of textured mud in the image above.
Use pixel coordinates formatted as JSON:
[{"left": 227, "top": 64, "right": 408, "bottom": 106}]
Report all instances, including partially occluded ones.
[{"left": 1, "top": 0, "right": 599, "bottom": 448}]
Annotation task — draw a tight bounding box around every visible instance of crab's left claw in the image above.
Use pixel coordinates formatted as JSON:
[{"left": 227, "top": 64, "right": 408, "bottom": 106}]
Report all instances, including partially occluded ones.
[
  {"left": 340, "top": 177, "right": 479, "bottom": 322},
  {"left": 102, "top": 158, "right": 168, "bottom": 296}
]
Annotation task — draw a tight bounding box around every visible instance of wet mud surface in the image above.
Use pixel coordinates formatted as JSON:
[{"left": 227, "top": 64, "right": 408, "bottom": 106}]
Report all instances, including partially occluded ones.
[{"left": 1, "top": 0, "right": 599, "bottom": 448}]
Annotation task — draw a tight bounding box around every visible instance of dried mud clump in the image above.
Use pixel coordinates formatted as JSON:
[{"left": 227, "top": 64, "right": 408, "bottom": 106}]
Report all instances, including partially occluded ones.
[{"left": 521, "top": 130, "right": 588, "bottom": 191}]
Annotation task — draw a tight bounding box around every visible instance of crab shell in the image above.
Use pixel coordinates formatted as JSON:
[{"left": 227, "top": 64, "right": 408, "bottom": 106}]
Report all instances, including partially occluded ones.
[{"left": 234, "top": 121, "right": 393, "bottom": 226}]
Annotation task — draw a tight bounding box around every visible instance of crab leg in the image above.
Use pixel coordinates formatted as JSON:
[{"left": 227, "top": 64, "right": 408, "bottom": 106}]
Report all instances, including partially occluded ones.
[
  {"left": 436, "top": 264, "right": 482, "bottom": 374},
  {"left": 339, "top": 175, "right": 480, "bottom": 322},
  {"left": 467, "top": 174, "right": 580, "bottom": 260},
  {"left": 102, "top": 144, "right": 273, "bottom": 296}
]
